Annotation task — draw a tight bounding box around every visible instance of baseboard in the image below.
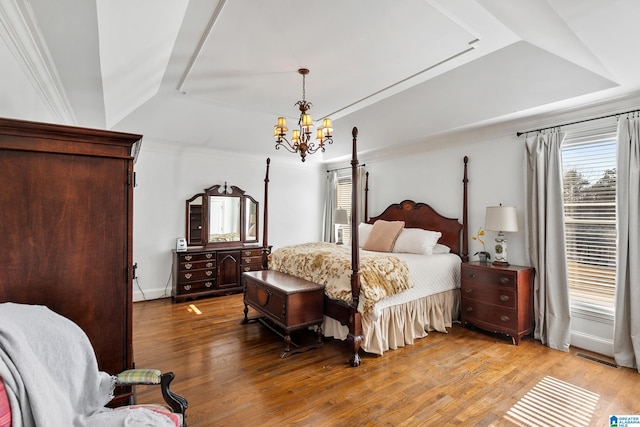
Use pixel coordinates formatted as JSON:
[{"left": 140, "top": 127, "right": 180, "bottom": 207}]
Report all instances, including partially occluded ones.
[
  {"left": 570, "top": 330, "right": 614, "bottom": 357},
  {"left": 133, "top": 288, "right": 172, "bottom": 302}
]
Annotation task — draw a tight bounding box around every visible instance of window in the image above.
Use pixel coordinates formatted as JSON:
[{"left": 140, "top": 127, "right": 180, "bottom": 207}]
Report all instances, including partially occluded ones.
[
  {"left": 561, "top": 123, "right": 617, "bottom": 308},
  {"left": 336, "top": 175, "right": 352, "bottom": 244}
]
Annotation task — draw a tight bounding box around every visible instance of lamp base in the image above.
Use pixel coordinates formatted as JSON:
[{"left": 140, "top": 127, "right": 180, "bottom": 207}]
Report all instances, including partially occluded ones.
[{"left": 492, "top": 260, "right": 510, "bottom": 267}]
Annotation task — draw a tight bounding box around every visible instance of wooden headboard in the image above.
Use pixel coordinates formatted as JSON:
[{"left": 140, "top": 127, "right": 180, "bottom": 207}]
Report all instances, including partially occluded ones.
[{"left": 368, "top": 200, "right": 464, "bottom": 257}]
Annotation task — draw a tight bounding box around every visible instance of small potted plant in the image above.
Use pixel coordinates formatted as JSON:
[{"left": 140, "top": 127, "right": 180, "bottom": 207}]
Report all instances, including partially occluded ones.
[{"left": 472, "top": 227, "right": 491, "bottom": 263}]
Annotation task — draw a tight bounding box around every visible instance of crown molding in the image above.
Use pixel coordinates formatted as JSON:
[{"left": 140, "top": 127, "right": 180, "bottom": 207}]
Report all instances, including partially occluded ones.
[{"left": 0, "top": 0, "right": 76, "bottom": 124}]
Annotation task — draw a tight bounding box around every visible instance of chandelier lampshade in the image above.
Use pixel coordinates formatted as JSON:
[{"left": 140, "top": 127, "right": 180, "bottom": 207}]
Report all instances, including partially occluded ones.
[{"left": 273, "top": 68, "right": 333, "bottom": 162}]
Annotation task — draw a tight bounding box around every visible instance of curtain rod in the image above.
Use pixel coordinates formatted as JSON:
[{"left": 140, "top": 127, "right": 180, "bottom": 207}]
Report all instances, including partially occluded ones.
[
  {"left": 326, "top": 163, "right": 366, "bottom": 173},
  {"left": 516, "top": 107, "right": 640, "bottom": 137}
]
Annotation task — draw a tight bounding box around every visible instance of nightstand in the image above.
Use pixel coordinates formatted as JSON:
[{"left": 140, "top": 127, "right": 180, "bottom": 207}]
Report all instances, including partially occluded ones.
[{"left": 460, "top": 262, "right": 535, "bottom": 345}]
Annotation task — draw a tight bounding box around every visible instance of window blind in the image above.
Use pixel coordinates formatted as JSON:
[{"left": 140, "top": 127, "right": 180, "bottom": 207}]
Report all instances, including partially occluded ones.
[
  {"left": 336, "top": 176, "right": 352, "bottom": 244},
  {"left": 561, "top": 122, "right": 617, "bottom": 308}
]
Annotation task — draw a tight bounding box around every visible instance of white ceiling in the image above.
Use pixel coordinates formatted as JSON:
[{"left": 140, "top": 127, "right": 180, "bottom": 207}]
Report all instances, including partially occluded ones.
[{"left": 15, "top": 0, "right": 640, "bottom": 163}]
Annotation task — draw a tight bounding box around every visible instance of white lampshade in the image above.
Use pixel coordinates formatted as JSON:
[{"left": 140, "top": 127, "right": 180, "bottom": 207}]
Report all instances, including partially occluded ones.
[
  {"left": 334, "top": 209, "right": 349, "bottom": 225},
  {"left": 485, "top": 206, "right": 518, "bottom": 232}
]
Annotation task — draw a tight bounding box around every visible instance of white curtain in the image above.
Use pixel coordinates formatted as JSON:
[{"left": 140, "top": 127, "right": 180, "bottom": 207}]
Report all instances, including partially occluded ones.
[
  {"left": 322, "top": 170, "right": 338, "bottom": 242},
  {"left": 614, "top": 115, "right": 640, "bottom": 371},
  {"left": 525, "top": 130, "right": 572, "bottom": 352}
]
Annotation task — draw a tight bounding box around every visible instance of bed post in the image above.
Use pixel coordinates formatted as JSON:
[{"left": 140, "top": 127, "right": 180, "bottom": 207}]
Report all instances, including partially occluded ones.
[
  {"left": 262, "top": 158, "right": 271, "bottom": 269},
  {"left": 348, "top": 127, "right": 363, "bottom": 367},
  {"left": 462, "top": 156, "right": 469, "bottom": 262},
  {"left": 364, "top": 171, "right": 369, "bottom": 222}
]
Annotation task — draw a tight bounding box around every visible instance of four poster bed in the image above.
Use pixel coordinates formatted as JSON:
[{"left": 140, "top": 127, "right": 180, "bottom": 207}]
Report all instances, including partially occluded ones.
[{"left": 260, "top": 127, "right": 469, "bottom": 366}]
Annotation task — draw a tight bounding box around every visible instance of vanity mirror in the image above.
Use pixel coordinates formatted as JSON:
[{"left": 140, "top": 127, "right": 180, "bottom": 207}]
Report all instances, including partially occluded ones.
[{"left": 185, "top": 182, "right": 259, "bottom": 248}]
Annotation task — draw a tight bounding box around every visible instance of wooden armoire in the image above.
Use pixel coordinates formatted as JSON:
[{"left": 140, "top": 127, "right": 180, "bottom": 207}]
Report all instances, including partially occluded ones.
[{"left": 0, "top": 117, "right": 141, "bottom": 404}]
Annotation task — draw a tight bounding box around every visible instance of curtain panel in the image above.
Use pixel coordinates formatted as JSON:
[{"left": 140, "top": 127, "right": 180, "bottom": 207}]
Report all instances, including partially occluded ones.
[
  {"left": 322, "top": 171, "right": 338, "bottom": 243},
  {"left": 614, "top": 115, "right": 640, "bottom": 371},
  {"left": 524, "top": 130, "right": 572, "bottom": 352}
]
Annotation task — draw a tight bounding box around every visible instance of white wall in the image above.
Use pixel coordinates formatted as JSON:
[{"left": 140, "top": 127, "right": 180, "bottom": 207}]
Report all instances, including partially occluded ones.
[
  {"left": 362, "top": 131, "right": 528, "bottom": 266},
  {"left": 132, "top": 141, "right": 325, "bottom": 301}
]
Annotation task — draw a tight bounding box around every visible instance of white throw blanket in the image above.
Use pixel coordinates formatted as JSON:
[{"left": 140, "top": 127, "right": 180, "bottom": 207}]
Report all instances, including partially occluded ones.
[{"left": 0, "top": 302, "right": 175, "bottom": 427}]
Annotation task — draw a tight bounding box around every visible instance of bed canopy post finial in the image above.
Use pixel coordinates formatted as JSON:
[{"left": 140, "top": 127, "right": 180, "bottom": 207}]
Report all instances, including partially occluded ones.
[
  {"left": 262, "top": 157, "right": 271, "bottom": 269},
  {"left": 348, "top": 126, "right": 363, "bottom": 367},
  {"left": 462, "top": 156, "right": 469, "bottom": 262}
]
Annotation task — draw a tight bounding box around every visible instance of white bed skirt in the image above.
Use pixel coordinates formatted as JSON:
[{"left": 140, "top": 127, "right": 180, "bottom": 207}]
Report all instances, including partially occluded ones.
[{"left": 322, "top": 289, "right": 460, "bottom": 355}]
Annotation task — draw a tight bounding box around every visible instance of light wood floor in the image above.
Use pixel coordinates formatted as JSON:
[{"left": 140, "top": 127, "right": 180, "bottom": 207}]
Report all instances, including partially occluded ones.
[{"left": 132, "top": 295, "right": 639, "bottom": 427}]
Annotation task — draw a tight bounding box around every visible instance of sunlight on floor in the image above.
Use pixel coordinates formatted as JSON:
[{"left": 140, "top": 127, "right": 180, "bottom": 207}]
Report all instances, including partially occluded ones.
[
  {"left": 503, "top": 376, "right": 599, "bottom": 427},
  {"left": 187, "top": 304, "right": 202, "bottom": 315}
]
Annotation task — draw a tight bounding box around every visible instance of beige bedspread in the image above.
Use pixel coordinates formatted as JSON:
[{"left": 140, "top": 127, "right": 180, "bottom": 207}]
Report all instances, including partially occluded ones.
[{"left": 268, "top": 242, "right": 413, "bottom": 314}]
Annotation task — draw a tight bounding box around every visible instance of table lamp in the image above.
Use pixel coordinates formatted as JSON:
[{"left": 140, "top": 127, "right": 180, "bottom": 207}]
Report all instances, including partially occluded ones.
[
  {"left": 334, "top": 209, "right": 349, "bottom": 245},
  {"left": 485, "top": 205, "right": 518, "bottom": 266}
]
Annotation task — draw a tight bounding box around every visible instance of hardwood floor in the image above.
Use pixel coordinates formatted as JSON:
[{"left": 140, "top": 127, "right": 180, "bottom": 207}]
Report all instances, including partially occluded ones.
[{"left": 132, "top": 295, "right": 639, "bottom": 427}]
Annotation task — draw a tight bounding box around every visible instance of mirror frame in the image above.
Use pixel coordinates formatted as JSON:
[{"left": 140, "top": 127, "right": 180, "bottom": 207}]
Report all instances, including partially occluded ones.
[
  {"left": 185, "top": 183, "right": 259, "bottom": 248},
  {"left": 185, "top": 193, "right": 204, "bottom": 245}
]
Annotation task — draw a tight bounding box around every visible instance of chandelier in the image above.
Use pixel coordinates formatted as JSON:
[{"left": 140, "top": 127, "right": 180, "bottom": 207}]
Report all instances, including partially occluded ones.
[{"left": 273, "top": 68, "right": 333, "bottom": 162}]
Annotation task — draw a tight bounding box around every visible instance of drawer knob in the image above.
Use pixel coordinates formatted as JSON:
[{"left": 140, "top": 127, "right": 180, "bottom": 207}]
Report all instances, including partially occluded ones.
[
  {"left": 499, "top": 277, "right": 510, "bottom": 284},
  {"left": 244, "top": 267, "right": 251, "bottom": 272},
  {"left": 500, "top": 315, "right": 510, "bottom": 322},
  {"left": 184, "top": 255, "right": 192, "bottom": 261},
  {"left": 206, "top": 262, "right": 213, "bottom": 268},
  {"left": 205, "top": 281, "right": 213, "bottom": 288},
  {"left": 244, "top": 258, "right": 251, "bottom": 263},
  {"left": 184, "top": 273, "right": 192, "bottom": 279},
  {"left": 244, "top": 251, "right": 251, "bottom": 256},
  {"left": 206, "top": 271, "right": 213, "bottom": 277},
  {"left": 465, "top": 288, "right": 473, "bottom": 294},
  {"left": 469, "top": 273, "right": 476, "bottom": 278},
  {"left": 500, "top": 295, "right": 510, "bottom": 302},
  {"left": 466, "top": 306, "right": 474, "bottom": 312},
  {"left": 206, "top": 253, "right": 213, "bottom": 259},
  {"left": 183, "top": 285, "right": 191, "bottom": 291},
  {"left": 184, "top": 263, "right": 192, "bottom": 270}
]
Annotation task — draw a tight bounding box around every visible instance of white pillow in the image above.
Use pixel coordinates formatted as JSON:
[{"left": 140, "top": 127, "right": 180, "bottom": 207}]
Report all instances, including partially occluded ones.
[
  {"left": 392, "top": 228, "right": 442, "bottom": 255},
  {"left": 358, "top": 223, "right": 374, "bottom": 247},
  {"left": 432, "top": 243, "right": 451, "bottom": 254}
]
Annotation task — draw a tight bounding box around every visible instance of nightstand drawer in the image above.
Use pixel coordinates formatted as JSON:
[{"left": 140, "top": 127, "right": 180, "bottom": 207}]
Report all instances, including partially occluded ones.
[
  {"left": 462, "top": 265, "right": 517, "bottom": 288},
  {"left": 461, "top": 283, "right": 517, "bottom": 309},
  {"left": 462, "top": 299, "right": 518, "bottom": 330}
]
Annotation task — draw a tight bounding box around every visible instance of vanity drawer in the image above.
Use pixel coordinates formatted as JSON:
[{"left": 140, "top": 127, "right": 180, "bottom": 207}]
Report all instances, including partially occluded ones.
[
  {"left": 180, "top": 259, "right": 216, "bottom": 271},
  {"left": 241, "top": 248, "right": 263, "bottom": 258},
  {"left": 241, "top": 262, "right": 262, "bottom": 273},
  {"left": 177, "top": 268, "right": 215, "bottom": 282},
  {"left": 176, "top": 279, "right": 215, "bottom": 295},
  {"left": 178, "top": 251, "right": 216, "bottom": 263}
]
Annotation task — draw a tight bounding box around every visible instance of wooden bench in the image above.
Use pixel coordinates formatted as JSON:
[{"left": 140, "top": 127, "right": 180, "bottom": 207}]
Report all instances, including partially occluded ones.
[{"left": 241, "top": 270, "right": 324, "bottom": 357}]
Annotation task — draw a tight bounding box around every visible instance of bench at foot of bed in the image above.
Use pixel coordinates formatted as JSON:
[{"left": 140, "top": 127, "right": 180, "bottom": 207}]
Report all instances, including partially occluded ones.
[{"left": 242, "top": 270, "right": 325, "bottom": 358}]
